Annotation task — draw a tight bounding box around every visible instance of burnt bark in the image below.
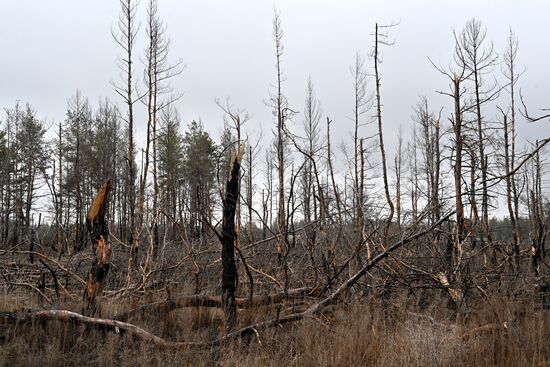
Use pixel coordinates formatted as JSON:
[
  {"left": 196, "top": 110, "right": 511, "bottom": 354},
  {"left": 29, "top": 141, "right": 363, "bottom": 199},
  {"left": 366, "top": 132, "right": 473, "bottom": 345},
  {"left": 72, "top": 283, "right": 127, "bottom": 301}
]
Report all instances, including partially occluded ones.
[
  {"left": 83, "top": 179, "right": 112, "bottom": 316},
  {"left": 221, "top": 148, "right": 243, "bottom": 331}
]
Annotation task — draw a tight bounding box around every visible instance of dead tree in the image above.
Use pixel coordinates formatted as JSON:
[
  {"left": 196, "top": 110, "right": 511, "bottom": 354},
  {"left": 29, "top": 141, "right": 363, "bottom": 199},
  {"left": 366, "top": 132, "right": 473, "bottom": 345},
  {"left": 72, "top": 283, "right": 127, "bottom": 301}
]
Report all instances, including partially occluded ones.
[
  {"left": 112, "top": 0, "right": 138, "bottom": 267},
  {"left": 54, "top": 121, "right": 65, "bottom": 256},
  {"left": 431, "top": 28, "right": 471, "bottom": 270},
  {"left": 457, "top": 19, "right": 499, "bottom": 256},
  {"left": 221, "top": 144, "right": 244, "bottom": 331},
  {"left": 528, "top": 141, "right": 546, "bottom": 276},
  {"left": 501, "top": 28, "right": 522, "bottom": 270},
  {"left": 215, "top": 101, "right": 252, "bottom": 330},
  {"left": 302, "top": 77, "right": 322, "bottom": 244},
  {"left": 326, "top": 117, "right": 342, "bottom": 224},
  {"left": 83, "top": 179, "right": 112, "bottom": 316},
  {"left": 243, "top": 140, "right": 260, "bottom": 243},
  {"left": 414, "top": 97, "right": 442, "bottom": 225},
  {"left": 143, "top": 0, "right": 182, "bottom": 260},
  {"left": 262, "top": 148, "right": 274, "bottom": 240},
  {"left": 373, "top": 23, "right": 396, "bottom": 242},
  {"left": 502, "top": 112, "right": 521, "bottom": 270},
  {"left": 450, "top": 75, "right": 466, "bottom": 267},
  {"left": 350, "top": 53, "right": 369, "bottom": 239},
  {"left": 394, "top": 129, "right": 403, "bottom": 230},
  {"left": 297, "top": 78, "right": 324, "bottom": 280},
  {"left": 270, "top": 9, "right": 289, "bottom": 259},
  {"left": 408, "top": 128, "right": 419, "bottom": 223}
]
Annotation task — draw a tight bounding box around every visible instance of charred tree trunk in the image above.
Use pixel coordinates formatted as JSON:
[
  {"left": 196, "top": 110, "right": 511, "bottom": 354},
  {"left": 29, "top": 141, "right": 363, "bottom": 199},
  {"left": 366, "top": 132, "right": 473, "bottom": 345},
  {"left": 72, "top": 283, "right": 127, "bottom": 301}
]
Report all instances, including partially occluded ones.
[
  {"left": 221, "top": 146, "right": 243, "bottom": 332},
  {"left": 83, "top": 179, "right": 112, "bottom": 316}
]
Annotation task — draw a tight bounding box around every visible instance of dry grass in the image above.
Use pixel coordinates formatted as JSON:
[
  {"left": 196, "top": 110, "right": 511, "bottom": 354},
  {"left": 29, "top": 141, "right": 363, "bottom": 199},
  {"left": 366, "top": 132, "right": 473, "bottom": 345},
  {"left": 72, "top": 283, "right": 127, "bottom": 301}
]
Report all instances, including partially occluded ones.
[{"left": 1, "top": 289, "right": 548, "bottom": 367}]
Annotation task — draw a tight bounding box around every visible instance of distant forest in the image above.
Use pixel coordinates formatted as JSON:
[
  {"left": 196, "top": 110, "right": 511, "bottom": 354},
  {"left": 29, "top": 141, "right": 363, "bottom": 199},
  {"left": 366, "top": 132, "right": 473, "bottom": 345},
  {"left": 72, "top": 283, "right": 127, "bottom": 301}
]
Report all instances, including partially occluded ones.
[{"left": 1, "top": 1, "right": 549, "bottom": 366}]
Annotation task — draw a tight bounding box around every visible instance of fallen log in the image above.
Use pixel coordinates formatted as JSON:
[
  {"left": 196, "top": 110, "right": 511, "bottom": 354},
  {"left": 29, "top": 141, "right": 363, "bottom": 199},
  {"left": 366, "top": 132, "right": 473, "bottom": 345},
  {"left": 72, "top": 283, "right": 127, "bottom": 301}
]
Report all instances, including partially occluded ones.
[
  {"left": 0, "top": 309, "right": 205, "bottom": 348},
  {"left": 0, "top": 308, "right": 302, "bottom": 348},
  {"left": 114, "top": 287, "right": 316, "bottom": 321}
]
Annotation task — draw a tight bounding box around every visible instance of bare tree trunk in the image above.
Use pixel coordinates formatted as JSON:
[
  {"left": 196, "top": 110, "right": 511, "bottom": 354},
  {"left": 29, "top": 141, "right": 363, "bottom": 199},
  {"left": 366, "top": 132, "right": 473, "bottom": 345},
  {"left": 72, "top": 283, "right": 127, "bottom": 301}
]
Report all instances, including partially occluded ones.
[
  {"left": 529, "top": 141, "right": 545, "bottom": 276},
  {"left": 247, "top": 145, "right": 254, "bottom": 242},
  {"left": 351, "top": 53, "right": 367, "bottom": 238},
  {"left": 503, "top": 28, "right": 521, "bottom": 270},
  {"left": 503, "top": 113, "right": 520, "bottom": 270},
  {"left": 359, "top": 138, "right": 365, "bottom": 233},
  {"left": 75, "top": 130, "right": 83, "bottom": 251},
  {"left": 374, "top": 23, "right": 395, "bottom": 241},
  {"left": 395, "top": 132, "right": 402, "bottom": 231},
  {"left": 469, "top": 146, "right": 480, "bottom": 250},
  {"left": 57, "top": 122, "right": 65, "bottom": 256},
  {"left": 221, "top": 146, "right": 243, "bottom": 331},
  {"left": 452, "top": 76, "right": 465, "bottom": 267},
  {"left": 536, "top": 145, "right": 546, "bottom": 261},
  {"left": 113, "top": 0, "right": 138, "bottom": 285},
  {"left": 433, "top": 118, "right": 441, "bottom": 222},
  {"left": 326, "top": 118, "right": 342, "bottom": 226},
  {"left": 474, "top": 68, "right": 491, "bottom": 254},
  {"left": 152, "top": 29, "right": 160, "bottom": 258},
  {"left": 409, "top": 129, "right": 419, "bottom": 223},
  {"left": 273, "top": 10, "right": 287, "bottom": 259},
  {"left": 458, "top": 19, "right": 498, "bottom": 260},
  {"left": 134, "top": 0, "right": 157, "bottom": 266}
]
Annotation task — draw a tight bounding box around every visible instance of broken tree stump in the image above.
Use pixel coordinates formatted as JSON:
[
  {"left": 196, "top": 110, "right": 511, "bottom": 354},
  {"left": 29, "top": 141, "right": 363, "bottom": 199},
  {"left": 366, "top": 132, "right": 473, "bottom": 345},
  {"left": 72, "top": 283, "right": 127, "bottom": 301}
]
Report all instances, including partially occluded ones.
[
  {"left": 83, "top": 179, "right": 112, "bottom": 316},
  {"left": 221, "top": 145, "right": 244, "bottom": 332}
]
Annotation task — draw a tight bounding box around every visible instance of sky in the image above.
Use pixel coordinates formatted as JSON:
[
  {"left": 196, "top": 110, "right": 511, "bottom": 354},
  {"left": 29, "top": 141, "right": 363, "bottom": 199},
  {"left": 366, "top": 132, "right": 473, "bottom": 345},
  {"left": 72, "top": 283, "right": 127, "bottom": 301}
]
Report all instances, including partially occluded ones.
[{"left": 0, "top": 0, "right": 549, "bottom": 193}]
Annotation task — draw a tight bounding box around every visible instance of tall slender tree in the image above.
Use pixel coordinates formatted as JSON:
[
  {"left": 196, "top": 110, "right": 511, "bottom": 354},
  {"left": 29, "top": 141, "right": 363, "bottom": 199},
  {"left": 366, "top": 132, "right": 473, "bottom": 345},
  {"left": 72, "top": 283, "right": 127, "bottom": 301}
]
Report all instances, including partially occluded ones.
[
  {"left": 501, "top": 28, "right": 522, "bottom": 270},
  {"left": 457, "top": 19, "right": 499, "bottom": 255},
  {"left": 373, "top": 23, "right": 395, "bottom": 241},
  {"left": 112, "top": 0, "right": 138, "bottom": 274},
  {"left": 270, "top": 8, "right": 289, "bottom": 258},
  {"left": 350, "top": 53, "right": 369, "bottom": 238}
]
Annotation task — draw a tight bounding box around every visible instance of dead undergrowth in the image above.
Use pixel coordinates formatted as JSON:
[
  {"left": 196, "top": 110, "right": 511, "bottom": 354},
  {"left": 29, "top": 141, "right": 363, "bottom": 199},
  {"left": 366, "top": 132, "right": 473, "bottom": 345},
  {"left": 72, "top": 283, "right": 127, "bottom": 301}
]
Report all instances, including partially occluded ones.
[{"left": 1, "top": 288, "right": 548, "bottom": 367}]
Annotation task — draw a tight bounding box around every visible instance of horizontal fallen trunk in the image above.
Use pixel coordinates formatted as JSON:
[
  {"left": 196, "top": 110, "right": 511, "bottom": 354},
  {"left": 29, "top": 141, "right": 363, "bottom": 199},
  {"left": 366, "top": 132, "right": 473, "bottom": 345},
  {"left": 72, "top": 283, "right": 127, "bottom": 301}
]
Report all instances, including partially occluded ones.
[
  {"left": 0, "top": 309, "right": 205, "bottom": 348},
  {"left": 1, "top": 212, "right": 453, "bottom": 348},
  {"left": 115, "top": 287, "right": 316, "bottom": 321},
  {"left": 0, "top": 308, "right": 304, "bottom": 348}
]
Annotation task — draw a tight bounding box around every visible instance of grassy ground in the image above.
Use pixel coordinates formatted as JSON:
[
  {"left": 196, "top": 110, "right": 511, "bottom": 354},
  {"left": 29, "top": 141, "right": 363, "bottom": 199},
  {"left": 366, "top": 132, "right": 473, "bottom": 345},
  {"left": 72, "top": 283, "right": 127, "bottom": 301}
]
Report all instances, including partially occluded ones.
[{"left": 1, "top": 289, "right": 548, "bottom": 367}]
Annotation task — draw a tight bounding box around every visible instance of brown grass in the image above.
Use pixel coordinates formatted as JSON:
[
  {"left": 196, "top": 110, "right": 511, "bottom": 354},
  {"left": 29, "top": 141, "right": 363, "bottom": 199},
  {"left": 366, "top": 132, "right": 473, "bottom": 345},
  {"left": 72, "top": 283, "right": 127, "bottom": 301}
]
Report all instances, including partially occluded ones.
[{"left": 1, "top": 289, "right": 548, "bottom": 367}]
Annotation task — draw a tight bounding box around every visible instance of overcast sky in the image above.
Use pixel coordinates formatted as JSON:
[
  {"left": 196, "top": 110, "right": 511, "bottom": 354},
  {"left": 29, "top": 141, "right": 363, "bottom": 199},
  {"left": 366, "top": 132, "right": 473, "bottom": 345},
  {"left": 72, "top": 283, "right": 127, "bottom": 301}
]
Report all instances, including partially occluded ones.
[{"left": 1, "top": 0, "right": 548, "bottom": 162}]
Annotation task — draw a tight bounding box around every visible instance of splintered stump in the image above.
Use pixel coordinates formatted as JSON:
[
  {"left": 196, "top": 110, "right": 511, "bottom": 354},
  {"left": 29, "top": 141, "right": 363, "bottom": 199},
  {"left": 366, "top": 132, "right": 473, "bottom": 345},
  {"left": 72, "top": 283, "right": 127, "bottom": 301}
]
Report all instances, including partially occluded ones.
[
  {"left": 83, "top": 179, "right": 112, "bottom": 316},
  {"left": 221, "top": 145, "right": 244, "bottom": 332}
]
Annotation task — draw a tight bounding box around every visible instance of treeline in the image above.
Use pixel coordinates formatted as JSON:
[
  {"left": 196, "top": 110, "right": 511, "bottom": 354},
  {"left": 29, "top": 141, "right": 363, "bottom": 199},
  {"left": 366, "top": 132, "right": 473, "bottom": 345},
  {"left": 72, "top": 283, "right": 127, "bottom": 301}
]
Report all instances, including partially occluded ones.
[{"left": 0, "top": 97, "right": 220, "bottom": 254}]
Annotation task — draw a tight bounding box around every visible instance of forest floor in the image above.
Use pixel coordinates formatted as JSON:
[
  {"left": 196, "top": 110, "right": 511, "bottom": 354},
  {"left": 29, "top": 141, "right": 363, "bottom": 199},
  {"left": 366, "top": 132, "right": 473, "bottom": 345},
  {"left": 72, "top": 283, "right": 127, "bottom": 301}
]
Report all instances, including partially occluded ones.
[{"left": 1, "top": 286, "right": 549, "bottom": 367}]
